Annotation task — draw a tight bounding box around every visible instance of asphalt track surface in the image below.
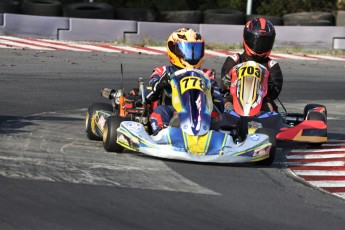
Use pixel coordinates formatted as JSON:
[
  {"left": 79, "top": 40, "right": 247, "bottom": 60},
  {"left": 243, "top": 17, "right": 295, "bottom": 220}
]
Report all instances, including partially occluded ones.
[{"left": 0, "top": 48, "right": 345, "bottom": 230}]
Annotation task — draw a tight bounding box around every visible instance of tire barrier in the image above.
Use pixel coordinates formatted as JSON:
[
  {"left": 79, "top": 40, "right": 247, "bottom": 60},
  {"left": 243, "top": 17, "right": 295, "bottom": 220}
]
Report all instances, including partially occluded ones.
[
  {"left": 246, "top": 14, "right": 283, "bottom": 25},
  {"left": 159, "top": 10, "right": 203, "bottom": 23},
  {"left": 0, "top": 0, "right": 20, "bottom": 14},
  {"left": 63, "top": 2, "right": 113, "bottom": 19},
  {"left": 283, "top": 11, "right": 335, "bottom": 26},
  {"left": 203, "top": 9, "right": 246, "bottom": 25},
  {"left": 113, "top": 8, "right": 155, "bottom": 22},
  {"left": 22, "top": 0, "right": 62, "bottom": 16}
]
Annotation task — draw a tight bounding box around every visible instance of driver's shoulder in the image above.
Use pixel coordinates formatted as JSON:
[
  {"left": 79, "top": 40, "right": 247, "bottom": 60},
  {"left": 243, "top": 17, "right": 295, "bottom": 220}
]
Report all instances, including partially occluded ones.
[{"left": 267, "top": 59, "right": 279, "bottom": 68}]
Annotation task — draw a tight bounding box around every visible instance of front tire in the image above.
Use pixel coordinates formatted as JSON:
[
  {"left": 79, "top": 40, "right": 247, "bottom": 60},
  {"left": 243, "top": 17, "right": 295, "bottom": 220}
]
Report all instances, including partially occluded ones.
[
  {"left": 255, "top": 128, "right": 276, "bottom": 166},
  {"left": 103, "top": 115, "right": 125, "bottom": 152},
  {"left": 85, "top": 103, "right": 113, "bottom": 141}
]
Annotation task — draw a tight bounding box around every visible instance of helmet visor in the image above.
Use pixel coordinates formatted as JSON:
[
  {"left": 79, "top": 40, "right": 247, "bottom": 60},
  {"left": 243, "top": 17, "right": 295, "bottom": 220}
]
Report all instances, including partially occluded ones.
[
  {"left": 174, "top": 42, "right": 204, "bottom": 65},
  {"left": 250, "top": 34, "right": 275, "bottom": 54}
]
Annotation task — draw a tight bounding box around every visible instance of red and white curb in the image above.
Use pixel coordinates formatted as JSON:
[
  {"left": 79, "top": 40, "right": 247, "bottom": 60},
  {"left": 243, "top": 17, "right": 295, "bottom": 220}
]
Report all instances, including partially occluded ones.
[
  {"left": 287, "top": 138, "right": 345, "bottom": 199},
  {"left": 1, "top": 35, "right": 345, "bottom": 61}
]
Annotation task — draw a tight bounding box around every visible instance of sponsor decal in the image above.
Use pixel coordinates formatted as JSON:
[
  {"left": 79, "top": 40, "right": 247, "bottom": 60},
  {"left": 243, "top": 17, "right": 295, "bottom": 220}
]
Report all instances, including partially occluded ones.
[
  {"left": 249, "top": 134, "right": 260, "bottom": 141},
  {"left": 118, "top": 134, "right": 129, "bottom": 145},
  {"left": 98, "top": 116, "right": 106, "bottom": 128},
  {"left": 128, "top": 122, "right": 142, "bottom": 132},
  {"left": 253, "top": 145, "right": 270, "bottom": 157}
]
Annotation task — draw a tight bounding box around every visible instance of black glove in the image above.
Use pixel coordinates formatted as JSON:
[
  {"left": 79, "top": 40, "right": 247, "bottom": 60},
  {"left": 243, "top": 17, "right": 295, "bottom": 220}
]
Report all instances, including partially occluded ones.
[
  {"left": 222, "top": 74, "right": 231, "bottom": 88},
  {"left": 146, "top": 72, "right": 170, "bottom": 102},
  {"left": 153, "top": 72, "right": 170, "bottom": 92}
]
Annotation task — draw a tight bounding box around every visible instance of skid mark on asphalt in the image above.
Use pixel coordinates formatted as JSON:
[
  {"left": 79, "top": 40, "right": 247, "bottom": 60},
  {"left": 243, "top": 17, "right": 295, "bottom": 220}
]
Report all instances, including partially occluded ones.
[
  {"left": 0, "top": 109, "right": 219, "bottom": 195},
  {"left": 1, "top": 35, "right": 345, "bottom": 61},
  {"left": 287, "top": 139, "right": 345, "bottom": 200}
]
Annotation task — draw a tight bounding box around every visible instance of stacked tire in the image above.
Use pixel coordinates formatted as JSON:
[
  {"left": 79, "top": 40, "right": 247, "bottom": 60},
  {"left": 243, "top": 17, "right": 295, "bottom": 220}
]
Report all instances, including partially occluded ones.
[
  {"left": 203, "top": 9, "right": 246, "bottom": 25},
  {"left": 246, "top": 14, "right": 283, "bottom": 25},
  {"left": 159, "top": 10, "right": 203, "bottom": 23},
  {"left": 283, "top": 11, "right": 335, "bottom": 26},
  {"left": 63, "top": 2, "right": 113, "bottom": 19},
  {"left": 0, "top": 0, "right": 21, "bottom": 14},
  {"left": 113, "top": 8, "right": 155, "bottom": 22},
  {"left": 22, "top": 0, "right": 62, "bottom": 16}
]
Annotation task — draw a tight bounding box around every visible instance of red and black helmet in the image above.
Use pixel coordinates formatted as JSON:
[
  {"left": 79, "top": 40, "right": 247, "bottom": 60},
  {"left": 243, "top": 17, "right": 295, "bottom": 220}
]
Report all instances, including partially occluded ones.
[{"left": 243, "top": 17, "right": 276, "bottom": 60}]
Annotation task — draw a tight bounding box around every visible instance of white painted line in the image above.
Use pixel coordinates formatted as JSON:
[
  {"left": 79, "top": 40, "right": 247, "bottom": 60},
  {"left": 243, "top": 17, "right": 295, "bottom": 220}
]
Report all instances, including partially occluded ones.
[
  {"left": 269, "top": 53, "right": 318, "bottom": 60},
  {"left": 287, "top": 161, "right": 345, "bottom": 166},
  {"left": 116, "top": 46, "right": 163, "bottom": 55},
  {"left": 293, "top": 170, "right": 345, "bottom": 176},
  {"left": 70, "top": 44, "right": 121, "bottom": 53},
  {"left": 287, "top": 153, "right": 345, "bottom": 159},
  {"left": 290, "top": 148, "right": 345, "bottom": 153},
  {"left": 0, "top": 45, "right": 13, "bottom": 49},
  {"left": 309, "top": 54, "right": 345, "bottom": 61},
  {"left": 205, "top": 50, "right": 228, "bottom": 57},
  {"left": 334, "top": 193, "right": 345, "bottom": 198},
  {"left": 309, "top": 181, "right": 345, "bottom": 187},
  {"left": 0, "top": 36, "right": 91, "bottom": 52},
  {"left": 146, "top": 46, "right": 167, "bottom": 52},
  {"left": 1, "top": 36, "right": 345, "bottom": 62},
  {"left": 0, "top": 39, "right": 55, "bottom": 50},
  {"left": 0, "top": 37, "right": 87, "bottom": 51}
]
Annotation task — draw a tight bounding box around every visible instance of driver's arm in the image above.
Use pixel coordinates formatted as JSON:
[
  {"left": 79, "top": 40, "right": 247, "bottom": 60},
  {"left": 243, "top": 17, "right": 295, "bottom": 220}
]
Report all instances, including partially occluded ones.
[{"left": 268, "top": 62, "right": 283, "bottom": 100}]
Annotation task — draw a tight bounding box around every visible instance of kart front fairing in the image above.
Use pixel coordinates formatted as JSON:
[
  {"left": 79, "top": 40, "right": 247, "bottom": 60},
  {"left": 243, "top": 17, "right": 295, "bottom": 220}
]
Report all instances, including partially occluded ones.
[
  {"left": 170, "top": 69, "right": 213, "bottom": 136},
  {"left": 116, "top": 121, "right": 272, "bottom": 163},
  {"left": 230, "top": 61, "right": 269, "bottom": 116}
]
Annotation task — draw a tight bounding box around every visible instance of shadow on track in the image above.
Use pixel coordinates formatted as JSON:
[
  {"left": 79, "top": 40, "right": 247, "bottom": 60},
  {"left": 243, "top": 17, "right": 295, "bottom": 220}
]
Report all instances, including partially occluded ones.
[{"left": 0, "top": 115, "right": 84, "bottom": 134}]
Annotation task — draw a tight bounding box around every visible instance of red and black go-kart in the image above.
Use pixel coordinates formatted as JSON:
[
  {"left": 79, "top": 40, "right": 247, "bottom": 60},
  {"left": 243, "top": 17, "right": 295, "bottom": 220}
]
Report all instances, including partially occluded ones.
[{"left": 220, "top": 60, "right": 327, "bottom": 145}]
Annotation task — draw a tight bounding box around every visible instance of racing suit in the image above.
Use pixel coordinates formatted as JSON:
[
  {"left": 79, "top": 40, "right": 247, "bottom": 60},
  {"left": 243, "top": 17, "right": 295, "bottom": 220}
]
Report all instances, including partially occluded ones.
[
  {"left": 147, "top": 65, "right": 224, "bottom": 134},
  {"left": 221, "top": 52, "right": 283, "bottom": 111}
]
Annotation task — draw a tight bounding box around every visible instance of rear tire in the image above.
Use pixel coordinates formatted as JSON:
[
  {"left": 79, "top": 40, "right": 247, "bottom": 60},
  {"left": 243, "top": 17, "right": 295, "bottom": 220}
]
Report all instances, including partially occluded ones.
[
  {"left": 255, "top": 128, "right": 276, "bottom": 166},
  {"left": 85, "top": 103, "right": 113, "bottom": 141},
  {"left": 103, "top": 115, "right": 125, "bottom": 152}
]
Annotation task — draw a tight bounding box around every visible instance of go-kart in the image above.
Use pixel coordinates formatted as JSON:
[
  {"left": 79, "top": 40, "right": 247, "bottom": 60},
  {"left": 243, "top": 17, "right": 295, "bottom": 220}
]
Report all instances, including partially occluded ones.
[
  {"left": 220, "top": 61, "right": 327, "bottom": 145},
  {"left": 85, "top": 68, "right": 276, "bottom": 165}
]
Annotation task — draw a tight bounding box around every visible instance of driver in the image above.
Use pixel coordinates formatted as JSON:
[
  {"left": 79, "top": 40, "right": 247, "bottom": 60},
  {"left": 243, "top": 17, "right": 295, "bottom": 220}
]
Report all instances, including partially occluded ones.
[
  {"left": 146, "top": 27, "right": 224, "bottom": 134},
  {"left": 221, "top": 17, "right": 283, "bottom": 112}
]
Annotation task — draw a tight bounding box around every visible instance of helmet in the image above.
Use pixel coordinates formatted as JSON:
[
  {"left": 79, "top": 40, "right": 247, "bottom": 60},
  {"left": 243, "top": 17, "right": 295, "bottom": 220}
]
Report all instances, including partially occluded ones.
[
  {"left": 167, "top": 28, "right": 204, "bottom": 69},
  {"left": 243, "top": 17, "right": 276, "bottom": 60}
]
